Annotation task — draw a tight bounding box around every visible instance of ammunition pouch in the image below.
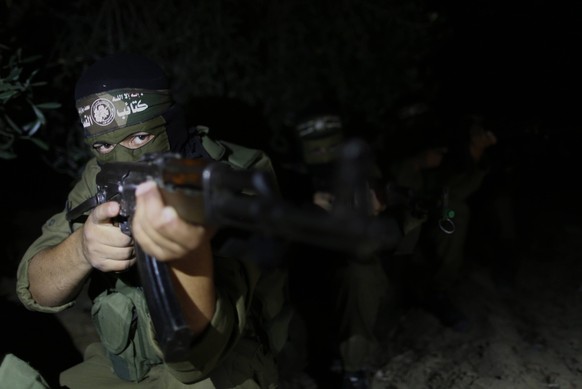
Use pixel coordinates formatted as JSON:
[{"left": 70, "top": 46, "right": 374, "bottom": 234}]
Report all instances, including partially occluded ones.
[{"left": 91, "top": 278, "right": 163, "bottom": 382}]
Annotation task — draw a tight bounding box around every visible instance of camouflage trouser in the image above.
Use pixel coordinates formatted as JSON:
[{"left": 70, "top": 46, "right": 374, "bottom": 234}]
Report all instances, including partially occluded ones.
[
  {"left": 333, "top": 257, "right": 390, "bottom": 372},
  {"left": 387, "top": 199, "right": 472, "bottom": 305},
  {"left": 60, "top": 340, "right": 278, "bottom": 389},
  {"left": 284, "top": 251, "right": 391, "bottom": 375},
  {"left": 426, "top": 200, "right": 470, "bottom": 293}
]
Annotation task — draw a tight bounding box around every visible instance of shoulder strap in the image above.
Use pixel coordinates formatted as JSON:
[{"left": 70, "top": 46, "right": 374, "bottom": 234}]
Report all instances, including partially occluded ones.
[{"left": 190, "top": 126, "right": 266, "bottom": 169}]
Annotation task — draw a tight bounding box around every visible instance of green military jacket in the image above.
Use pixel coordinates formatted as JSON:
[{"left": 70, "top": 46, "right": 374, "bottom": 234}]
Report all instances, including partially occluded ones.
[{"left": 16, "top": 130, "right": 282, "bottom": 388}]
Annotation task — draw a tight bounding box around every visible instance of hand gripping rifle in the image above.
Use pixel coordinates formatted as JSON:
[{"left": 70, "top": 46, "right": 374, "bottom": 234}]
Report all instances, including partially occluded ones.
[{"left": 66, "top": 139, "right": 401, "bottom": 362}]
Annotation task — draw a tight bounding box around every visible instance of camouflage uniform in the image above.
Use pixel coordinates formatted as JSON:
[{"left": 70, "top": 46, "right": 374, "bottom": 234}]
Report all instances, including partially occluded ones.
[
  {"left": 281, "top": 110, "right": 392, "bottom": 388},
  {"left": 16, "top": 129, "right": 283, "bottom": 388},
  {"left": 387, "top": 147, "right": 489, "bottom": 322}
]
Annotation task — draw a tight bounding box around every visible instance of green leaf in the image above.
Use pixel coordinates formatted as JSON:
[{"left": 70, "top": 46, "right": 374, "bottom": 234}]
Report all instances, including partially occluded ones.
[
  {"left": 35, "top": 102, "right": 62, "bottom": 109},
  {"left": 6, "top": 66, "right": 22, "bottom": 82},
  {"left": 23, "top": 69, "right": 40, "bottom": 88},
  {"left": 0, "top": 132, "right": 15, "bottom": 148},
  {"left": 0, "top": 150, "right": 17, "bottom": 160},
  {"left": 29, "top": 81, "right": 48, "bottom": 87},
  {"left": 22, "top": 120, "right": 42, "bottom": 135},
  {"left": 5, "top": 115, "right": 23, "bottom": 134},
  {"left": 0, "top": 90, "right": 18, "bottom": 100},
  {"left": 20, "top": 54, "right": 43, "bottom": 65},
  {"left": 31, "top": 104, "right": 47, "bottom": 125}
]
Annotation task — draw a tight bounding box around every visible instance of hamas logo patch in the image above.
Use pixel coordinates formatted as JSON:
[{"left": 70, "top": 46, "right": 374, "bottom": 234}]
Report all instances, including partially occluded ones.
[
  {"left": 91, "top": 98, "right": 116, "bottom": 126},
  {"left": 77, "top": 88, "right": 172, "bottom": 137}
]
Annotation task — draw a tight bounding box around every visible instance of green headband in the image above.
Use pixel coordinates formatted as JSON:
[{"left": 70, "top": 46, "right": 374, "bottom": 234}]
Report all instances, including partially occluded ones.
[
  {"left": 296, "top": 115, "right": 343, "bottom": 139},
  {"left": 76, "top": 88, "right": 172, "bottom": 138}
]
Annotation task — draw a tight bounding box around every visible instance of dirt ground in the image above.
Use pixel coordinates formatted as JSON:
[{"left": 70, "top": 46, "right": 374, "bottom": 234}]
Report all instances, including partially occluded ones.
[
  {"left": 369, "top": 233, "right": 582, "bottom": 389},
  {"left": 367, "top": 187, "right": 582, "bottom": 389}
]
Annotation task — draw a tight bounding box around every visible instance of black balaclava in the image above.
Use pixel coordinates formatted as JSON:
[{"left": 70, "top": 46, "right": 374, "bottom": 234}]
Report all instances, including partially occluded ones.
[{"left": 74, "top": 52, "right": 191, "bottom": 163}]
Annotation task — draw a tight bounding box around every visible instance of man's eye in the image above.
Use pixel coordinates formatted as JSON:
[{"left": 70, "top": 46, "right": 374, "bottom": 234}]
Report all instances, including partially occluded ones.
[
  {"left": 92, "top": 143, "right": 115, "bottom": 154},
  {"left": 122, "top": 133, "right": 155, "bottom": 149},
  {"left": 134, "top": 134, "right": 152, "bottom": 144}
]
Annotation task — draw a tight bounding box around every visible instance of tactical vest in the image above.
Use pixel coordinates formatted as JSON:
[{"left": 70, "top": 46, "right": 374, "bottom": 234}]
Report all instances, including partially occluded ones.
[{"left": 89, "top": 126, "right": 285, "bottom": 382}]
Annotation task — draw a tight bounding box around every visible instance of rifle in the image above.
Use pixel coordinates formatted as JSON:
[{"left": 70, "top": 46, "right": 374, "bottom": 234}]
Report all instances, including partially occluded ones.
[{"left": 66, "top": 139, "right": 401, "bottom": 362}]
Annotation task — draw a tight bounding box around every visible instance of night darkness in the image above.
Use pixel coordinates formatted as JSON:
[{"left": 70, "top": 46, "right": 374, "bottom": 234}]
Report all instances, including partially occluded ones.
[
  {"left": 441, "top": 2, "right": 582, "bottom": 122},
  {"left": 1, "top": 1, "right": 582, "bottom": 388},
  {"left": 1, "top": 1, "right": 579, "bottom": 196}
]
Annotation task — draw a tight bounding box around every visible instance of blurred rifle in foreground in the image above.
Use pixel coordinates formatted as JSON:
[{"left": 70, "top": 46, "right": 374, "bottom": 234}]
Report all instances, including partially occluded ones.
[{"left": 66, "top": 139, "right": 401, "bottom": 362}]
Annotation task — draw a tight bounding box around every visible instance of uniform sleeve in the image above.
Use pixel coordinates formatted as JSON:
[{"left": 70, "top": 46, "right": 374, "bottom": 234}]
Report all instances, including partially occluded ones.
[
  {"left": 164, "top": 256, "right": 262, "bottom": 383},
  {"left": 16, "top": 159, "right": 101, "bottom": 313}
]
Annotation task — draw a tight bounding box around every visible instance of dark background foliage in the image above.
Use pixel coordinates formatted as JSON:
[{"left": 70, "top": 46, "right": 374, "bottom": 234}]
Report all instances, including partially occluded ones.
[
  {"left": 1, "top": 0, "right": 449, "bottom": 166},
  {"left": 3, "top": 0, "right": 580, "bottom": 166},
  {"left": 1, "top": 0, "right": 580, "bottom": 268}
]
